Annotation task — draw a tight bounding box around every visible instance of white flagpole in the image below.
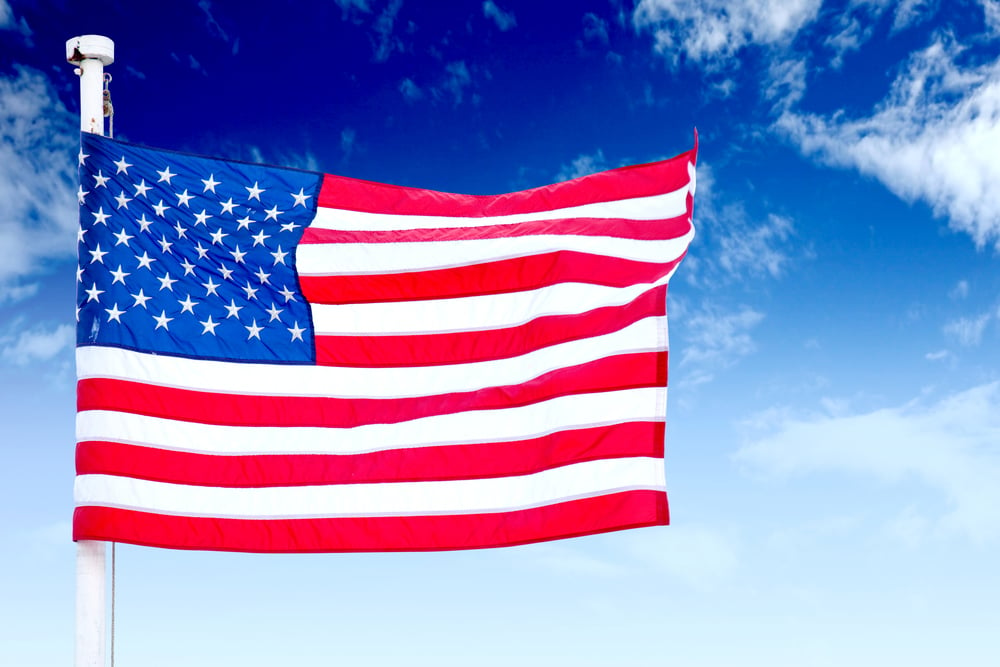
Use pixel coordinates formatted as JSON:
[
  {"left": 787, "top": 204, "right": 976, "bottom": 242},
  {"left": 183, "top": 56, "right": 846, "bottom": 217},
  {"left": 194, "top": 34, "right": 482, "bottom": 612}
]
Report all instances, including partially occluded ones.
[{"left": 66, "top": 33, "right": 115, "bottom": 667}]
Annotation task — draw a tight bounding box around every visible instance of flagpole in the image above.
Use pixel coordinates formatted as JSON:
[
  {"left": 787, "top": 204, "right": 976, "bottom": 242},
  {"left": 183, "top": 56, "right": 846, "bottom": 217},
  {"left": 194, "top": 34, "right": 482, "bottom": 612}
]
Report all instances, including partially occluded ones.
[{"left": 67, "top": 33, "right": 115, "bottom": 667}]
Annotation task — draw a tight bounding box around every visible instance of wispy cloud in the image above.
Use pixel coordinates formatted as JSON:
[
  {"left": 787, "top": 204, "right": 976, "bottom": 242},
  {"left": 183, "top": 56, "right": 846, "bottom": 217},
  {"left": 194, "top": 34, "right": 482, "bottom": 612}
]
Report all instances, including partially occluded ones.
[
  {"left": 0, "top": 320, "right": 74, "bottom": 366},
  {"left": 676, "top": 302, "right": 765, "bottom": 385},
  {"left": 555, "top": 149, "right": 608, "bottom": 182},
  {"left": 633, "top": 0, "right": 821, "bottom": 67},
  {"left": 736, "top": 382, "right": 1000, "bottom": 543},
  {"left": 776, "top": 34, "right": 1000, "bottom": 250},
  {"left": 399, "top": 77, "right": 423, "bottom": 102},
  {"left": 0, "top": 67, "right": 78, "bottom": 303},
  {"left": 483, "top": 1, "right": 516, "bottom": 32},
  {"left": 944, "top": 311, "right": 992, "bottom": 347},
  {"left": 372, "top": 0, "right": 404, "bottom": 62}
]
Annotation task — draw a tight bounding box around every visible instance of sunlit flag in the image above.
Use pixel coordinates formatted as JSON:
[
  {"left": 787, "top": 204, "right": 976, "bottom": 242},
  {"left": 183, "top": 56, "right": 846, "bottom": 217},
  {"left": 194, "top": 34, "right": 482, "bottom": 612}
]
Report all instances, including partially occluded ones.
[{"left": 74, "top": 132, "right": 697, "bottom": 552}]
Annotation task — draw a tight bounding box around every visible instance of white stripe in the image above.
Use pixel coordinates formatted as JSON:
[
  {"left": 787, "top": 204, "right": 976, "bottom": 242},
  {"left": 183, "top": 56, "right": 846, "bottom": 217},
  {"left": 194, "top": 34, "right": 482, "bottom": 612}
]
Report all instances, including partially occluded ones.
[
  {"left": 74, "top": 457, "right": 666, "bottom": 518},
  {"left": 77, "top": 317, "right": 665, "bottom": 398},
  {"left": 297, "top": 230, "right": 693, "bottom": 276},
  {"left": 310, "top": 184, "right": 692, "bottom": 232},
  {"left": 312, "top": 274, "right": 674, "bottom": 336},
  {"left": 76, "top": 386, "right": 665, "bottom": 456}
]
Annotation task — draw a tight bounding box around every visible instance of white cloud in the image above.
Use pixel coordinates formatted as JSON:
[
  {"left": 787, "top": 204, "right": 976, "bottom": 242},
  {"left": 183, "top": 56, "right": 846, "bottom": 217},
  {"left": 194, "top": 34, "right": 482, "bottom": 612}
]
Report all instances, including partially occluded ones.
[
  {"left": 0, "top": 321, "right": 74, "bottom": 366},
  {"left": 718, "top": 213, "right": 794, "bottom": 279},
  {"left": 0, "top": 67, "right": 78, "bottom": 302},
  {"left": 399, "top": 77, "right": 423, "bottom": 102},
  {"left": 892, "top": 0, "right": 938, "bottom": 32},
  {"left": 983, "top": 0, "right": 1000, "bottom": 35},
  {"left": 483, "top": 1, "right": 516, "bottom": 32},
  {"left": 776, "top": 35, "right": 1000, "bottom": 250},
  {"left": 678, "top": 304, "right": 765, "bottom": 377},
  {"left": 633, "top": 0, "right": 822, "bottom": 66},
  {"left": 340, "top": 126, "right": 357, "bottom": 160},
  {"left": 736, "top": 382, "right": 1000, "bottom": 543},
  {"left": 556, "top": 149, "right": 608, "bottom": 182},
  {"left": 582, "top": 12, "right": 609, "bottom": 45},
  {"left": 924, "top": 349, "right": 952, "bottom": 361},
  {"left": 434, "top": 61, "right": 473, "bottom": 106},
  {"left": 949, "top": 279, "right": 970, "bottom": 300},
  {"left": 944, "top": 311, "right": 992, "bottom": 347},
  {"left": 372, "top": 0, "right": 403, "bottom": 62}
]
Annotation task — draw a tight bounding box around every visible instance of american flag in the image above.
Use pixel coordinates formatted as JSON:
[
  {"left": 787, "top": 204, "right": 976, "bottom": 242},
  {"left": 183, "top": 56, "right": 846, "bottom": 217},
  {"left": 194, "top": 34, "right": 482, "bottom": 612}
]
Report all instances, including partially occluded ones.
[{"left": 74, "top": 133, "right": 697, "bottom": 552}]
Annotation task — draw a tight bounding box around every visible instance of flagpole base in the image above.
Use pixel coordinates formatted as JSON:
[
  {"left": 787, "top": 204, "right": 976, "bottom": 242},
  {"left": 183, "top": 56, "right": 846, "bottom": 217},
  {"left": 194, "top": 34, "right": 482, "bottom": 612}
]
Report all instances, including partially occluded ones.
[{"left": 75, "top": 540, "right": 106, "bottom": 667}]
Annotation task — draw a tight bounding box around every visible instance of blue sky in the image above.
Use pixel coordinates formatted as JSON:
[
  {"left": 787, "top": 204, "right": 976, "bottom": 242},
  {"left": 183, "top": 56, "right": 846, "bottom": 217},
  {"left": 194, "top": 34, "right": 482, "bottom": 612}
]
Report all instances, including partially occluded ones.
[{"left": 2, "top": 0, "right": 1000, "bottom": 664}]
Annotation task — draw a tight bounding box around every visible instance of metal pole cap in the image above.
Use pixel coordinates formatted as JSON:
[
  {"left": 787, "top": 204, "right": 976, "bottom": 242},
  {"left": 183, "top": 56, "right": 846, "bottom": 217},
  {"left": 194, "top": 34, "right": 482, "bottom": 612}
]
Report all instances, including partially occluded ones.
[{"left": 66, "top": 35, "right": 115, "bottom": 65}]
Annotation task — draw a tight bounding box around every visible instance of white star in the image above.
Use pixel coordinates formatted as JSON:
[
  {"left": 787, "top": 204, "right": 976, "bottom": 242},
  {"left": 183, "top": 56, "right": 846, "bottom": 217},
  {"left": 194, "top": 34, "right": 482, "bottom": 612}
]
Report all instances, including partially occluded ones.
[
  {"left": 288, "top": 321, "right": 306, "bottom": 342},
  {"left": 245, "top": 181, "right": 265, "bottom": 201},
  {"left": 175, "top": 189, "right": 193, "bottom": 208},
  {"left": 202, "top": 276, "right": 221, "bottom": 297},
  {"left": 251, "top": 230, "right": 270, "bottom": 247},
  {"left": 291, "top": 188, "right": 311, "bottom": 208},
  {"left": 136, "top": 214, "right": 154, "bottom": 232},
  {"left": 193, "top": 210, "right": 212, "bottom": 226},
  {"left": 229, "top": 245, "right": 246, "bottom": 264},
  {"left": 152, "top": 200, "right": 169, "bottom": 217},
  {"left": 242, "top": 281, "right": 259, "bottom": 300},
  {"left": 114, "top": 191, "right": 132, "bottom": 209},
  {"left": 113, "top": 228, "right": 133, "bottom": 247},
  {"left": 270, "top": 246, "right": 288, "bottom": 265},
  {"left": 218, "top": 263, "right": 234, "bottom": 280},
  {"left": 264, "top": 205, "right": 283, "bottom": 222},
  {"left": 156, "top": 166, "right": 176, "bottom": 184},
  {"left": 136, "top": 251, "right": 157, "bottom": 270},
  {"left": 114, "top": 156, "right": 133, "bottom": 174},
  {"left": 194, "top": 242, "right": 210, "bottom": 260},
  {"left": 224, "top": 299, "right": 243, "bottom": 319},
  {"left": 278, "top": 285, "right": 297, "bottom": 302},
  {"left": 280, "top": 221, "right": 300, "bottom": 233},
  {"left": 265, "top": 303, "right": 283, "bottom": 322},
  {"left": 92, "top": 207, "right": 110, "bottom": 225},
  {"left": 78, "top": 149, "right": 89, "bottom": 166},
  {"left": 88, "top": 244, "right": 108, "bottom": 264},
  {"left": 105, "top": 303, "right": 125, "bottom": 323},
  {"left": 157, "top": 273, "right": 177, "bottom": 291},
  {"left": 153, "top": 310, "right": 173, "bottom": 330},
  {"left": 200, "top": 315, "right": 220, "bottom": 335},
  {"left": 85, "top": 283, "right": 104, "bottom": 302},
  {"left": 245, "top": 319, "right": 263, "bottom": 340},
  {"left": 180, "top": 257, "right": 196, "bottom": 276},
  {"left": 158, "top": 236, "right": 173, "bottom": 254},
  {"left": 178, "top": 294, "right": 198, "bottom": 314},
  {"left": 236, "top": 215, "right": 254, "bottom": 231},
  {"left": 174, "top": 221, "right": 188, "bottom": 238},
  {"left": 209, "top": 228, "right": 228, "bottom": 245},
  {"left": 77, "top": 186, "right": 89, "bottom": 205},
  {"left": 77, "top": 227, "right": 88, "bottom": 243},
  {"left": 254, "top": 267, "right": 271, "bottom": 284},
  {"left": 110, "top": 265, "right": 130, "bottom": 285},
  {"left": 133, "top": 180, "right": 151, "bottom": 198},
  {"left": 93, "top": 171, "right": 110, "bottom": 188},
  {"left": 77, "top": 266, "right": 84, "bottom": 282},
  {"left": 201, "top": 174, "right": 221, "bottom": 193},
  {"left": 131, "top": 288, "right": 152, "bottom": 309},
  {"left": 219, "top": 198, "right": 237, "bottom": 215}
]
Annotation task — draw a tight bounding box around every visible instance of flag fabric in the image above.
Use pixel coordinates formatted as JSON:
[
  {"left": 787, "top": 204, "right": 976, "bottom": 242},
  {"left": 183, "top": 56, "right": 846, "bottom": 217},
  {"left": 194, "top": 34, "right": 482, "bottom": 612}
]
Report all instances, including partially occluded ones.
[{"left": 73, "top": 132, "right": 697, "bottom": 552}]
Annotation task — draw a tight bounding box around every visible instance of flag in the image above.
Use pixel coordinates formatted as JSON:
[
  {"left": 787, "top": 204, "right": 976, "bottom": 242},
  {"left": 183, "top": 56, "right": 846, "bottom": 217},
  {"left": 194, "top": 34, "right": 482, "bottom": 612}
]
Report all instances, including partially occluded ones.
[{"left": 74, "top": 132, "right": 697, "bottom": 552}]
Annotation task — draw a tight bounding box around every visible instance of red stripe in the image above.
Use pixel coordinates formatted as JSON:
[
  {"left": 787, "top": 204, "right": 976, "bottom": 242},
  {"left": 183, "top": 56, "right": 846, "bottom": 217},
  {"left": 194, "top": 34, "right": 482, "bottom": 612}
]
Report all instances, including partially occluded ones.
[
  {"left": 300, "top": 215, "right": 692, "bottom": 244},
  {"left": 316, "top": 284, "right": 667, "bottom": 367},
  {"left": 73, "top": 490, "right": 669, "bottom": 552},
  {"left": 301, "top": 251, "right": 685, "bottom": 304},
  {"left": 78, "top": 352, "right": 667, "bottom": 428},
  {"left": 77, "top": 421, "right": 665, "bottom": 487},
  {"left": 317, "top": 148, "right": 695, "bottom": 216}
]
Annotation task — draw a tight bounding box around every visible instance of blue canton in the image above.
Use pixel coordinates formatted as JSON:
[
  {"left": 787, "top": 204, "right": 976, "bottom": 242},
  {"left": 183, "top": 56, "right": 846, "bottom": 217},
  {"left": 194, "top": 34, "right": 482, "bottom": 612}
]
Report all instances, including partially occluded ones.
[{"left": 77, "top": 134, "right": 321, "bottom": 363}]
